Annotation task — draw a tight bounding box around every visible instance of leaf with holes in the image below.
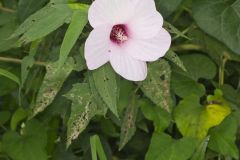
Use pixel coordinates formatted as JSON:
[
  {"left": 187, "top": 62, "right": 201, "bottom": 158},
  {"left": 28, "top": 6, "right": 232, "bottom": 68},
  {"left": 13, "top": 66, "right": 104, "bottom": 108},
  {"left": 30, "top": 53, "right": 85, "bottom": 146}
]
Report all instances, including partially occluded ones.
[
  {"left": 139, "top": 60, "right": 172, "bottom": 112},
  {"left": 12, "top": 1, "right": 72, "bottom": 44},
  {"left": 31, "top": 58, "right": 74, "bottom": 117},
  {"left": 119, "top": 96, "right": 138, "bottom": 150},
  {"left": 64, "top": 83, "right": 100, "bottom": 147},
  {"left": 90, "top": 64, "right": 119, "bottom": 117}
]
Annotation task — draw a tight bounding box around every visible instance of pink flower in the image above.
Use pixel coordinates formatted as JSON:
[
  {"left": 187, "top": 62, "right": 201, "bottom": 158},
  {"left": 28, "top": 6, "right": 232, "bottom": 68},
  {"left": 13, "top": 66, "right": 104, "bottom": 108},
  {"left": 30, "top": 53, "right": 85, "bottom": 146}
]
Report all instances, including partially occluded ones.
[{"left": 84, "top": 0, "right": 171, "bottom": 81}]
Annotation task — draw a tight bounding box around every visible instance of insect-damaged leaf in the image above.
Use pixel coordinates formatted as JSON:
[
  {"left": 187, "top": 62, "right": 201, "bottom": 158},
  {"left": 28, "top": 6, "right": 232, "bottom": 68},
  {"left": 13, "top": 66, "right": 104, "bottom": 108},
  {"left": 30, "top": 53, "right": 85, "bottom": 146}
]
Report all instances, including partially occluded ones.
[
  {"left": 139, "top": 59, "right": 172, "bottom": 112},
  {"left": 64, "top": 83, "right": 106, "bottom": 147},
  {"left": 90, "top": 64, "right": 120, "bottom": 117},
  {"left": 12, "top": 0, "right": 72, "bottom": 44},
  {"left": 31, "top": 58, "right": 74, "bottom": 117},
  {"left": 119, "top": 95, "right": 138, "bottom": 150}
]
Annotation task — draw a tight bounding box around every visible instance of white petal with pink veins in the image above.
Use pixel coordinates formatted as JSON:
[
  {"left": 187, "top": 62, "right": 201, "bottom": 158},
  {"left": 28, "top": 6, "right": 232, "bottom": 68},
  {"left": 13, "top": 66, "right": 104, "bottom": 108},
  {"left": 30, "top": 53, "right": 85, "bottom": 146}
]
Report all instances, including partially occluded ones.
[
  {"left": 128, "top": 11, "right": 163, "bottom": 39},
  {"left": 84, "top": 26, "right": 112, "bottom": 70},
  {"left": 126, "top": 28, "right": 171, "bottom": 62},
  {"left": 109, "top": 46, "right": 147, "bottom": 81}
]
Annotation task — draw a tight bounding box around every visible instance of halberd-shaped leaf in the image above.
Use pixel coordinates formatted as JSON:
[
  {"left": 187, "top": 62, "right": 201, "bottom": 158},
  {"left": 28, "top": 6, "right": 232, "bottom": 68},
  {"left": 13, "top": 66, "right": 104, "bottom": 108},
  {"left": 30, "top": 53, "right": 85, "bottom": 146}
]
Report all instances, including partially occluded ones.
[
  {"left": 146, "top": 133, "right": 196, "bottom": 160},
  {"left": 174, "top": 94, "right": 231, "bottom": 139},
  {"left": 2, "top": 119, "right": 48, "bottom": 160}
]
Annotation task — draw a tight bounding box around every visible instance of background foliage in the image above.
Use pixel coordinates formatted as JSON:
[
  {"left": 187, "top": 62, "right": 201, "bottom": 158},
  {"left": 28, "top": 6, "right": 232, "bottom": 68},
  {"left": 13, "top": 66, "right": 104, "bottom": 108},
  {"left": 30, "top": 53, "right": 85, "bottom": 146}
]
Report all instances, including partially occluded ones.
[{"left": 0, "top": 0, "right": 240, "bottom": 159}]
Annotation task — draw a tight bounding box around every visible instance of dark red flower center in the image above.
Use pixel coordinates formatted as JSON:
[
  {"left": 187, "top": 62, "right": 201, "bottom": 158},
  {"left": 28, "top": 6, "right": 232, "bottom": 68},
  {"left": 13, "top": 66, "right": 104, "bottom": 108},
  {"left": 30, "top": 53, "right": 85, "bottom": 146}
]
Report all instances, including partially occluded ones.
[{"left": 110, "top": 24, "right": 128, "bottom": 45}]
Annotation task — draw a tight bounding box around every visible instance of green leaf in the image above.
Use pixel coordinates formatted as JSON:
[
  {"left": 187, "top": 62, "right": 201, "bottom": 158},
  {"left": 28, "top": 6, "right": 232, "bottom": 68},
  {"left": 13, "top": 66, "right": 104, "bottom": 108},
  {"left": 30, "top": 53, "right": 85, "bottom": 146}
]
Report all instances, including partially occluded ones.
[
  {"left": 155, "top": 0, "right": 183, "bottom": 18},
  {"left": 58, "top": 8, "right": 88, "bottom": 69},
  {"left": 165, "top": 50, "right": 186, "bottom": 71},
  {"left": 17, "top": 0, "right": 48, "bottom": 22},
  {"left": 90, "top": 135, "right": 107, "bottom": 160},
  {"left": 0, "top": 68, "right": 20, "bottom": 85},
  {"left": 10, "top": 108, "right": 28, "bottom": 131},
  {"left": 31, "top": 58, "right": 74, "bottom": 117},
  {"left": 171, "top": 72, "right": 205, "bottom": 98},
  {"left": 2, "top": 119, "right": 48, "bottom": 160},
  {"left": 180, "top": 54, "right": 217, "bottom": 81},
  {"left": 90, "top": 64, "right": 119, "bottom": 117},
  {"left": 174, "top": 95, "right": 231, "bottom": 139},
  {"left": 191, "top": 137, "right": 210, "bottom": 160},
  {"left": 146, "top": 133, "right": 196, "bottom": 160},
  {"left": 193, "top": 0, "right": 240, "bottom": 54},
  {"left": 64, "top": 83, "right": 103, "bottom": 147},
  {"left": 139, "top": 60, "right": 173, "bottom": 112},
  {"left": 208, "top": 115, "right": 239, "bottom": 159},
  {"left": 12, "top": 1, "right": 72, "bottom": 44},
  {"left": 119, "top": 95, "right": 138, "bottom": 150},
  {"left": 139, "top": 99, "right": 171, "bottom": 133},
  {"left": 0, "top": 111, "right": 11, "bottom": 125}
]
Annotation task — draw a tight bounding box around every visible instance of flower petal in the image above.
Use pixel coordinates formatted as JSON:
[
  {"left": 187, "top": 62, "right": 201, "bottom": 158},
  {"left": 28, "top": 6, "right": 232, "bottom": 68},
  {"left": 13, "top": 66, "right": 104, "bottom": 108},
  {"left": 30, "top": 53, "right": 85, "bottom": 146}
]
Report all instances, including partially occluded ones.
[
  {"left": 128, "top": 11, "right": 163, "bottom": 39},
  {"left": 88, "top": 0, "right": 134, "bottom": 28},
  {"left": 109, "top": 46, "right": 147, "bottom": 81},
  {"left": 84, "top": 26, "right": 112, "bottom": 70},
  {"left": 132, "top": 0, "right": 156, "bottom": 17},
  {"left": 126, "top": 28, "right": 171, "bottom": 62}
]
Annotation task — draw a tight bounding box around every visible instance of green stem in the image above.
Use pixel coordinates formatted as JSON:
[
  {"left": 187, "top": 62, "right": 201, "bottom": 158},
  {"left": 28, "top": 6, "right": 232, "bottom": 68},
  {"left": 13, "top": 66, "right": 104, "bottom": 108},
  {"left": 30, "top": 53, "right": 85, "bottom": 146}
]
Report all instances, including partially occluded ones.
[
  {"left": 0, "top": 6, "right": 16, "bottom": 13},
  {"left": 219, "top": 53, "right": 228, "bottom": 86},
  {"left": 0, "top": 56, "right": 46, "bottom": 66},
  {"left": 172, "top": 44, "right": 202, "bottom": 51}
]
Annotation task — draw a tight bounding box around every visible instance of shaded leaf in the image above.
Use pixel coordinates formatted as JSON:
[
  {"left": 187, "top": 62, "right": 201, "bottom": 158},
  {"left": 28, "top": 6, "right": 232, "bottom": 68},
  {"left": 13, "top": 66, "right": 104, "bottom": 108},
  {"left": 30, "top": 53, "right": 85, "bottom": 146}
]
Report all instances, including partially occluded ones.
[
  {"left": 146, "top": 133, "right": 196, "bottom": 160},
  {"left": 0, "top": 111, "right": 11, "bottom": 125},
  {"left": 119, "top": 95, "right": 138, "bottom": 150},
  {"left": 10, "top": 108, "right": 28, "bottom": 131},
  {"left": 165, "top": 50, "right": 186, "bottom": 71},
  {"left": 0, "top": 68, "right": 20, "bottom": 85},
  {"left": 155, "top": 0, "right": 183, "bottom": 18},
  {"left": 193, "top": 0, "right": 240, "bottom": 54},
  {"left": 2, "top": 119, "right": 48, "bottom": 160}
]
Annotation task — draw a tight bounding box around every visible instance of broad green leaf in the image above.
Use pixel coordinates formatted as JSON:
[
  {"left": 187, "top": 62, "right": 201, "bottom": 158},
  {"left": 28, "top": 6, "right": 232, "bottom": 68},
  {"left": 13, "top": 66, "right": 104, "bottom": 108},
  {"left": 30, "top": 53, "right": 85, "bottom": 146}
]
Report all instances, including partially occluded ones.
[
  {"left": 140, "top": 60, "right": 173, "bottom": 112},
  {"left": 2, "top": 119, "right": 48, "bottom": 160},
  {"left": 165, "top": 50, "right": 186, "bottom": 71},
  {"left": 189, "top": 29, "right": 240, "bottom": 64},
  {"left": 139, "top": 99, "right": 171, "bottom": 133},
  {"left": 90, "top": 64, "right": 119, "bottom": 117},
  {"left": 146, "top": 133, "right": 196, "bottom": 160},
  {"left": 12, "top": 1, "right": 72, "bottom": 44},
  {"left": 64, "top": 83, "right": 102, "bottom": 147},
  {"left": 180, "top": 54, "right": 217, "bottom": 81},
  {"left": 0, "top": 13, "right": 16, "bottom": 26},
  {"left": 208, "top": 115, "right": 239, "bottom": 159},
  {"left": 119, "top": 95, "right": 138, "bottom": 150},
  {"left": 17, "top": 0, "right": 48, "bottom": 22},
  {"left": 0, "top": 111, "right": 11, "bottom": 125},
  {"left": 10, "top": 108, "right": 28, "bottom": 131},
  {"left": 90, "top": 135, "right": 107, "bottom": 160},
  {"left": 58, "top": 8, "right": 88, "bottom": 69},
  {"left": 0, "top": 68, "right": 20, "bottom": 85},
  {"left": 31, "top": 58, "right": 74, "bottom": 117},
  {"left": 155, "top": 0, "right": 183, "bottom": 18},
  {"left": 191, "top": 137, "right": 210, "bottom": 160},
  {"left": 171, "top": 72, "right": 205, "bottom": 98},
  {"left": 193, "top": 0, "right": 240, "bottom": 55},
  {"left": 174, "top": 94, "right": 231, "bottom": 139}
]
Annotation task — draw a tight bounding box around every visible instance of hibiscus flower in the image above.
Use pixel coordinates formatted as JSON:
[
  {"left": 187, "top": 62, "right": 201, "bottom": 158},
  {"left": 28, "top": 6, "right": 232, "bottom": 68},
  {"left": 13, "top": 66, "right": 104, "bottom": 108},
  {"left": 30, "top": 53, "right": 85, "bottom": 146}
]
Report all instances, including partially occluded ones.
[{"left": 84, "top": 0, "right": 171, "bottom": 81}]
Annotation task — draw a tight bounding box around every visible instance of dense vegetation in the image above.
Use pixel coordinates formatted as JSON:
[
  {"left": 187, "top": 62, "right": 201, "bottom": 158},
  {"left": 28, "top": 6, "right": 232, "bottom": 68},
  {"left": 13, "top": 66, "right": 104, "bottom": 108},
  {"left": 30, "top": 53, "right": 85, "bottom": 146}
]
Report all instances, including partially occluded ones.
[{"left": 0, "top": 0, "right": 240, "bottom": 159}]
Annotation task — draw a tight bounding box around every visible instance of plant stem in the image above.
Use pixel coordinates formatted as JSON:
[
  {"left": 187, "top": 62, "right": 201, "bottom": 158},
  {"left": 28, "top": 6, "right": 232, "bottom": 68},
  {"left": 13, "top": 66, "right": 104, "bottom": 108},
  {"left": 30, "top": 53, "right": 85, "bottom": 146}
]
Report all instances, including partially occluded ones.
[
  {"left": 0, "top": 6, "right": 16, "bottom": 13},
  {"left": 219, "top": 53, "right": 229, "bottom": 86},
  {"left": 0, "top": 56, "right": 46, "bottom": 67},
  {"left": 172, "top": 44, "right": 202, "bottom": 51}
]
